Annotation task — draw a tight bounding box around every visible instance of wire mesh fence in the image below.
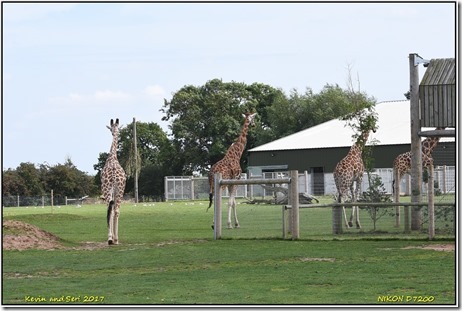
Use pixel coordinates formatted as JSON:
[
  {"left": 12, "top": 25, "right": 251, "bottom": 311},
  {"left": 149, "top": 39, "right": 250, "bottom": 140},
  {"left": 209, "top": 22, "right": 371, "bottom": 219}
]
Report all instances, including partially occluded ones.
[
  {"left": 164, "top": 166, "right": 455, "bottom": 202},
  {"left": 213, "top": 201, "right": 455, "bottom": 240}
]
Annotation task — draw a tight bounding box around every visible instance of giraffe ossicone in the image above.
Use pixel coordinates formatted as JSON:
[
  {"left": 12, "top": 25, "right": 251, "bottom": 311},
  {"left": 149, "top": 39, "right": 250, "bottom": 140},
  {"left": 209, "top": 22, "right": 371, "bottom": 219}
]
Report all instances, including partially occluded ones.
[
  {"left": 101, "top": 118, "right": 126, "bottom": 245},
  {"left": 208, "top": 112, "right": 257, "bottom": 229}
]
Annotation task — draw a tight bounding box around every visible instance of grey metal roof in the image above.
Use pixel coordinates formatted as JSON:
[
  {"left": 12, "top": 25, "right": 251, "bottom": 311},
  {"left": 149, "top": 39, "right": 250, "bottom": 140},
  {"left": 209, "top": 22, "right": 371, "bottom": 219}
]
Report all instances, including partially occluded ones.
[{"left": 249, "top": 100, "right": 453, "bottom": 152}]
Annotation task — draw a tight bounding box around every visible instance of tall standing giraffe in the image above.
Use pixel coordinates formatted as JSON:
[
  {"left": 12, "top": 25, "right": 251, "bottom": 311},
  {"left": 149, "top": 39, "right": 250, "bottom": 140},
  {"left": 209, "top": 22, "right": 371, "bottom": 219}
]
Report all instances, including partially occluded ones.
[
  {"left": 101, "top": 118, "right": 126, "bottom": 245},
  {"left": 334, "top": 126, "right": 376, "bottom": 229},
  {"left": 207, "top": 112, "right": 257, "bottom": 229},
  {"left": 392, "top": 128, "right": 444, "bottom": 225}
]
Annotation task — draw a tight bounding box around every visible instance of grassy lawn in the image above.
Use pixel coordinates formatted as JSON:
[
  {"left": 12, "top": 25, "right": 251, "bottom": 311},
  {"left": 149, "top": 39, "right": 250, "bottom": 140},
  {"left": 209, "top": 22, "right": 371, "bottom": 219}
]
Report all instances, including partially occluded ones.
[{"left": 2, "top": 200, "right": 456, "bottom": 305}]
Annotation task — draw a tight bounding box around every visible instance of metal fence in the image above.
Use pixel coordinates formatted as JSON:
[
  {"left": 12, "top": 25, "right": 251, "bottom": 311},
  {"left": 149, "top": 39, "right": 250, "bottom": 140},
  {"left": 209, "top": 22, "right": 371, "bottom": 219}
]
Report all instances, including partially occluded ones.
[
  {"left": 164, "top": 174, "right": 248, "bottom": 201},
  {"left": 164, "top": 166, "right": 455, "bottom": 201}
]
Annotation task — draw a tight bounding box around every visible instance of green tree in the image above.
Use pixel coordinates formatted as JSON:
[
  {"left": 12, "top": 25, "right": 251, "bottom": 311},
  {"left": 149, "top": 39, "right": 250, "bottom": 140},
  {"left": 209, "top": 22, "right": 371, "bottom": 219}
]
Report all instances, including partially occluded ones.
[
  {"left": 2, "top": 169, "right": 26, "bottom": 196},
  {"left": 46, "top": 158, "right": 97, "bottom": 197},
  {"left": 119, "top": 121, "right": 179, "bottom": 196},
  {"left": 161, "top": 79, "right": 284, "bottom": 174},
  {"left": 93, "top": 121, "right": 176, "bottom": 198},
  {"left": 259, "top": 84, "right": 364, "bottom": 146},
  {"left": 16, "top": 162, "right": 44, "bottom": 196}
]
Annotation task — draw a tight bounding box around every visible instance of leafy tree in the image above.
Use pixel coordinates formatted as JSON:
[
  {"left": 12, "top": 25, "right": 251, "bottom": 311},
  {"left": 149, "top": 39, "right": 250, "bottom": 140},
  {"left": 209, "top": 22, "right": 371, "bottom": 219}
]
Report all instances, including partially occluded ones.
[
  {"left": 46, "top": 157, "right": 98, "bottom": 197},
  {"left": 92, "top": 121, "right": 177, "bottom": 198},
  {"left": 3, "top": 159, "right": 98, "bottom": 198},
  {"left": 2, "top": 169, "right": 26, "bottom": 196},
  {"left": 161, "top": 79, "right": 284, "bottom": 175},
  {"left": 16, "top": 162, "right": 44, "bottom": 195}
]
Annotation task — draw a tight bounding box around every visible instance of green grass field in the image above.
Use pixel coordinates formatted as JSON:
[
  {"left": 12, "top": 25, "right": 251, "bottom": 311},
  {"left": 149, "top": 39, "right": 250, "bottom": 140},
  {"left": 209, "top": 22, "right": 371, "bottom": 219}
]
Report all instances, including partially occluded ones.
[{"left": 2, "top": 200, "right": 456, "bottom": 305}]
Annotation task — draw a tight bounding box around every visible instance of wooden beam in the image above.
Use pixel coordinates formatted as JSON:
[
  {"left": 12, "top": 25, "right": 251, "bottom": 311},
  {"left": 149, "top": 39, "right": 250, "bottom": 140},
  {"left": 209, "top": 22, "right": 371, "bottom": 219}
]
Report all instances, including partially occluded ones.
[{"left": 418, "top": 129, "right": 455, "bottom": 137}]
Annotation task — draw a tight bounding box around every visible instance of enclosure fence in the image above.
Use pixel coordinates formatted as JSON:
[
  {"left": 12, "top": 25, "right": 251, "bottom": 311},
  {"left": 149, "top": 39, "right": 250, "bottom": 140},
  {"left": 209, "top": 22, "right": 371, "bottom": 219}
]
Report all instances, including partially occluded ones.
[{"left": 165, "top": 166, "right": 455, "bottom": 201}]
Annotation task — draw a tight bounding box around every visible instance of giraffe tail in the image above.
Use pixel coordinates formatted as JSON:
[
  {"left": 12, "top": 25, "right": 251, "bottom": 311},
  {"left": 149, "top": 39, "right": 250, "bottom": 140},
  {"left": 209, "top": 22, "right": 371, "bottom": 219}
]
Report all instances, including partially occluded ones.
[
  {"left": 207, "top": 193, "right": 213, "bottom": 212},
  {"left": 107, "top": 200, "right": 115, "bottom": 227}
]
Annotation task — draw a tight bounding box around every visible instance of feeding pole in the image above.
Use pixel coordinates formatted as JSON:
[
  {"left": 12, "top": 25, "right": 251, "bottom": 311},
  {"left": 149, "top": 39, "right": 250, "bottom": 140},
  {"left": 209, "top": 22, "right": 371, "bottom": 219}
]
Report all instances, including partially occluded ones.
[
  {"left": 133, "top": 117, "right": 139, "bottom": 204},
  {"left": 409, "top": 53, "right": 429, "bottom": 231}
]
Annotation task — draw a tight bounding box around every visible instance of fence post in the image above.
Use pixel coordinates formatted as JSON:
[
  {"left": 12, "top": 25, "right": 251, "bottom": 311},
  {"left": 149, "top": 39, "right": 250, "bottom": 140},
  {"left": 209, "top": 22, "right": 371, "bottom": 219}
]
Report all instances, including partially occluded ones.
[
  {"left": 51, "top": 190, "right": 54, "bottom": 213},
  {"left": 282, "top": 205, "right": 287, "bottom": 239},
  {"left": 394, "top": 170, "right": 400, "bottom": 227},
  {"left": 290, "top": 170, "right": 299, "bottom": 240},
  {"left": 442, "top": 165, "right": 447, "bottom": 194},
  {"left": 164, "top": 177, "right": 168, "bottom": 202},
  {"left": 191, "top": 178, "right": 195, "bottom": 200},
  {"left": 213, "top": 173, "right": 222, "bottom": 240},
  {"left": 428, "top": 164, "right": 435, "bottom": 240},
  {"left": 17, "top": 195, "right": 19, "bottom": 207}
]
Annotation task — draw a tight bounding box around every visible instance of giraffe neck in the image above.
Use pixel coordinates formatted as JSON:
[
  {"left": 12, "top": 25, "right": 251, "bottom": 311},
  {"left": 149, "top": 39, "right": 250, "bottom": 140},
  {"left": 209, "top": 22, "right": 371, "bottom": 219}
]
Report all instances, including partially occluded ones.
[
  {"left": 421, "top": 136, "right": 440, "bottom": 156},
  {"left": 109, "top": 135, "right": 119, "bottom": 161},
  {"left": 225, "top": 117, "right": 251, "bottom": 159},
  {"left": 348, "top": 130, "right": 369, "bottom": 158}
]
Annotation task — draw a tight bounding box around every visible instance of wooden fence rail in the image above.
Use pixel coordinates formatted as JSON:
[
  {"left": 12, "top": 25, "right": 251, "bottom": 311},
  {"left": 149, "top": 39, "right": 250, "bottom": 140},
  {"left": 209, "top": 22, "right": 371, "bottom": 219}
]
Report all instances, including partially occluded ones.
[
  {"left": 213, "top": 171, "right": 299, "bottom": 240},
  {"left": 213, "top": 171, "right": 453, "bottom": 241}
]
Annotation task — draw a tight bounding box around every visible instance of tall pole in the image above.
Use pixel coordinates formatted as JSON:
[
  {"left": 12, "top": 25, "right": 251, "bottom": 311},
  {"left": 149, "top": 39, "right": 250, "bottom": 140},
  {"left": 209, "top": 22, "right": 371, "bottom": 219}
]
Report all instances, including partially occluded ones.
[
  {"left": 290, "top": 170, "right": 299, "bottom": 240},
  {"left": 409, "top": 53, "right": 423, "bottom": 231},
  {"left": 133, "top": 117, "right": 139, "bottom": 204},
  {"left": 213, "top": 173, "right": 222, "bottom": 240}
]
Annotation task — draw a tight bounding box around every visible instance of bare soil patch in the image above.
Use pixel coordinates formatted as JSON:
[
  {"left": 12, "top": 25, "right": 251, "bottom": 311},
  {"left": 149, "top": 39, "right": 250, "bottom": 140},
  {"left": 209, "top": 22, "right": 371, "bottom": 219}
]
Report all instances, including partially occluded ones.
[
  {"left": 3, "top": 220, "right": 64, "bottom": 251},
  {"left": 402, "top": 244, "right": 455, "bottom": 252}
]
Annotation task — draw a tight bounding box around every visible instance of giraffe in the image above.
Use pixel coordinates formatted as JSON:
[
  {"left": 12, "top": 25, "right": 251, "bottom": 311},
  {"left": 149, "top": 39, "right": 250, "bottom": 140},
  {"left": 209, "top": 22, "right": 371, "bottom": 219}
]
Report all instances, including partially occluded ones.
[
  {"left": 207, "top": 112, "right": 257, "bottom": 229},
  {"left": 334, "top": 126, "right": 376, "bottom": 229},
  {"left": 392, "top": 128, "right": 444, "bottom": 225},
  {"left": 101, "top": 118, "right": 126, "bottom": 245}
]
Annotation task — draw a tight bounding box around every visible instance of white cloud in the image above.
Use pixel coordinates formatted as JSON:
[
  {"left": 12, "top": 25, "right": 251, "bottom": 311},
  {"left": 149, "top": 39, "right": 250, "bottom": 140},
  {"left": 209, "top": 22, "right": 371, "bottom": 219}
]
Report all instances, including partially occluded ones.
[{"left": 144, "top": 85, "right": 166, "bottom": 98}]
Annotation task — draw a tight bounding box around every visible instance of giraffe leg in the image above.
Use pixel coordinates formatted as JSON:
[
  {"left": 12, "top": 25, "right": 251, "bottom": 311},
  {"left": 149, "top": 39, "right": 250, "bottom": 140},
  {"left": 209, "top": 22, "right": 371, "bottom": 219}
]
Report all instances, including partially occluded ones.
[
  {"left": 227, "top": 187, "right": 233, "bottom": 229},
  {"left": 342, "top": 206, "right": 350, "bottom": 228},
  {"left": 353, "top": 182, "right": 361, "bottom": 229},
  {"left": 231, "top": 185, "right": 240, "bottom": 228},
  {"left": 113, "top": 208, "right": 119, "bottom": 245},
  {"left": 233, "top": 196, "right": 240, "bottom": 228},
  {"left": 227, "top": 198, "right": 233, "bottom": 229},
  {"left": 107, "top": 201, "right": 115, "bottom": 245},
  {"left": 339, "top": 194, "right": 351, "bottom": 229}
]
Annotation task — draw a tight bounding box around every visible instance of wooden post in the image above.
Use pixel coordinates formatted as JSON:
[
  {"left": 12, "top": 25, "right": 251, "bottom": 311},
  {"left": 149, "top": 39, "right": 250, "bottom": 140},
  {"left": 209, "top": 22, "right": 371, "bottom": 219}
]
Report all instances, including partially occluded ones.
[
  {"left": 282, "top": 206, "right": 287, "bottom": 239},
  {"left": 409, "top": 53, "right": 423, "bottom": 230},
  {"left": 428, "top": 164, "right": 435, "bottom": 240},
  {"left": 51, "top": 189, "right": 54, "bottom": 213},
  {"left": 213, "top": 173, "right": 222, "bottom": 240},
  {"left": 17, "top": 195, "right": 19, "bottom": 207},
  {"left": 191, "top": 178, "right": 195, "bottom": 200},
  {"left": 290, "top": 170, "right": 299, "bottom": 240},
  {"left": 133, "top": 117, "right": 139, "bottom": 204},
  {"left": 442, "top": 165, "right": 447, "bottom": 194},
  {"left": 164, "top": 177, "right": 168, "bottom": 202},
  {"left": 394, "top": 170, "right": 400, "bottom": 227}
]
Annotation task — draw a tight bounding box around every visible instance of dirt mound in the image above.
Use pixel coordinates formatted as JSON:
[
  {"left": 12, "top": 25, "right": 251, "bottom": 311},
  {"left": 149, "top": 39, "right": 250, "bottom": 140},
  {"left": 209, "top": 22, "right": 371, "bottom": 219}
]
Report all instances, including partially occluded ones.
[{"left": 3, "top": 220, "right": 64, "bottom": 251}]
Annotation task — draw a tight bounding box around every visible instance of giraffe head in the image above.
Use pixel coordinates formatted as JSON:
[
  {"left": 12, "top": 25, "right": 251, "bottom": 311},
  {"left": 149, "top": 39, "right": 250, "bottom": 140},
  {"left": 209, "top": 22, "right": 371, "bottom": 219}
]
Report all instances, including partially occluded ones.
[
  {"left": 421, "top": 127, "right": 445, "bottom": 153},
  {"left": 243, "top": 112, "right": 257, "bottom": 127},
  {"left": 106, "top": 118, "right": 120, "bottom": 137},
  {"left": 355, "top": 116, "right": 378, "bottom": 148}
]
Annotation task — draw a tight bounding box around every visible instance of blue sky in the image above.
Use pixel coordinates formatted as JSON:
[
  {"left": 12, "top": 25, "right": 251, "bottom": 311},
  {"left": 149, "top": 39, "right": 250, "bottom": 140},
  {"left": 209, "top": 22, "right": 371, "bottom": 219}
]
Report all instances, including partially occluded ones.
[{"left": 2, "top": 2, "right": 456, "bottom": 174}]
